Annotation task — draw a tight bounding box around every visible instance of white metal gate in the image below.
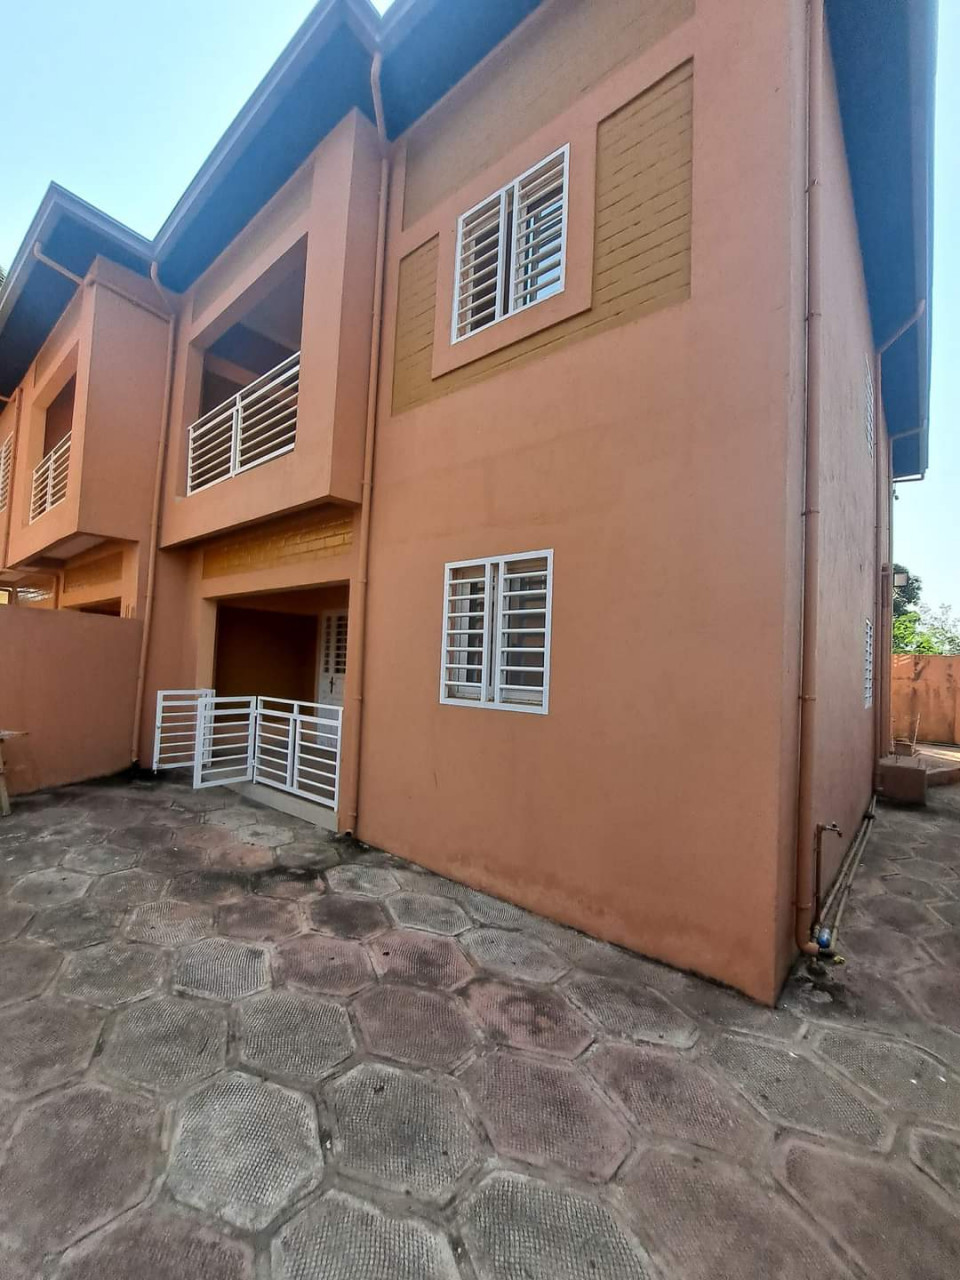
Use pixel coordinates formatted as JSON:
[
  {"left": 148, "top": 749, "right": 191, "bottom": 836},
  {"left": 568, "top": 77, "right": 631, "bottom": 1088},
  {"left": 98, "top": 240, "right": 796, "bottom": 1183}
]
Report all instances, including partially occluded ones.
[{"left": 154, "top": 689, "right": 342, "bottom": 811}]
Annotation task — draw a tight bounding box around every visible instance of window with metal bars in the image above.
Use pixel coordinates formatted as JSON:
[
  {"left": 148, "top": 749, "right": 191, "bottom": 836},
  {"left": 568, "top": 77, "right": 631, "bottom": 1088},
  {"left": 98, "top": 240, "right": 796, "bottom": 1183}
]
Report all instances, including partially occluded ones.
[
  {"left": 864, "top": 355, "right": 875, "bottom": 459},
  {"left": 452, "top": 147, "right": 569, "bottom": 343},
  {"left": 0, "top": 435, "right": 11, "bottom": 512},
  {"left": 864, "top": 617, "right": 875, "bottom": 709},
  {"left": 440, "top": 551, "right": 553, "bottom": 713}
]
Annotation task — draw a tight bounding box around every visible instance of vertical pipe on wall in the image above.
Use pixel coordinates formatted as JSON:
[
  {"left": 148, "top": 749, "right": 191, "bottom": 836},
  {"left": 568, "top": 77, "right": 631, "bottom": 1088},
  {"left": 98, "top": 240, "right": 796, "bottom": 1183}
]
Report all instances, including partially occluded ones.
[{"left": 342, "top": 53, "right": 390, "bottom": 833}]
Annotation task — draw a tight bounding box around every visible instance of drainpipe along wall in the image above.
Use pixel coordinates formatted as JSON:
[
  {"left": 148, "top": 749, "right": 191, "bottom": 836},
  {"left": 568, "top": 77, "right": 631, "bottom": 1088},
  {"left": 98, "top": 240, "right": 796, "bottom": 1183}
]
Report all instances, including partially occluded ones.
[{"left": 341, "top": 51, "right": 390, "bottom": 833}]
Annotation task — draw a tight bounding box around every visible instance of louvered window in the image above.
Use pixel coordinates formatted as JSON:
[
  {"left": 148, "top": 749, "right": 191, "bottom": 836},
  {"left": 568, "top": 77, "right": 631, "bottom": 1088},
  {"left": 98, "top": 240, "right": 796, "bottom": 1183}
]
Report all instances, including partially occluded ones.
[
  {"left": 321, "top": 612, "right": 348, "bottom": 677},
  {"left": 864, "top": 355, "right": 875, "bottom": 459},
  {"left": 0, "top": 435, "right": 11, "bottom": 512},
  {"left": 441, "top": 551, "right": 553, "bottom": 713},
  {"left": 452, "top": 147, "right": 569, "bottom": 343},
  {"left": 864, "top": 617, "right": 875, "bottom": 709}
]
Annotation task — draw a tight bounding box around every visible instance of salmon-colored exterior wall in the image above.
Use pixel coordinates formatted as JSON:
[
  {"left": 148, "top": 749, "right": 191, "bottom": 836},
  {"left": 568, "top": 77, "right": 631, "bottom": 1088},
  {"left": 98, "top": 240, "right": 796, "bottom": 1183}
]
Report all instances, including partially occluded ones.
[{"left": 892, "top": 655, "right": 960, "bottom": 747}]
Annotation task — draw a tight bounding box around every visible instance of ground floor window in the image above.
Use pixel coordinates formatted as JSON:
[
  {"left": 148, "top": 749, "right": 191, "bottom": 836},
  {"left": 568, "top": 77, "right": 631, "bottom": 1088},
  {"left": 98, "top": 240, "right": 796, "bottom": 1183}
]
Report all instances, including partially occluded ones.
[{"left": 441, "top": 550, "right": 553, "bottom": 713}]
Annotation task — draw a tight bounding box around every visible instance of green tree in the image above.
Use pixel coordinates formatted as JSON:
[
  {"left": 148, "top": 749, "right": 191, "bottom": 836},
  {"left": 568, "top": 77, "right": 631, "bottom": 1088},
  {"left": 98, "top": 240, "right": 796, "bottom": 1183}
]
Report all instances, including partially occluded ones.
[
  {"left": 920, "top": 604, "right": 960, "bottom": 656},
  {"left": 892, "top": 611, "right": 938, "bottom": 654},
  {"left": 893, "top": 563, "right": 923, "bottom": 617}
]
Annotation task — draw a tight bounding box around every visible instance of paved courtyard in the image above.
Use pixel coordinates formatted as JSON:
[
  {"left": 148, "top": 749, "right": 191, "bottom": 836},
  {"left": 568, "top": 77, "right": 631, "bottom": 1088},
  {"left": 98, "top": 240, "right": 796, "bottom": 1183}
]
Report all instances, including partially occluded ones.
[{"left": 0, "top": 774, "right": 959, "bottom": 1278}]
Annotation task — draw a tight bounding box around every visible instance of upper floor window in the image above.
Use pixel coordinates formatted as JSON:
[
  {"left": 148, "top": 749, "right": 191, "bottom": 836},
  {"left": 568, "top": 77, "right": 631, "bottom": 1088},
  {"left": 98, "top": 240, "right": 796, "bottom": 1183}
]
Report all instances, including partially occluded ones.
[
  {"left": 0, "top": 435, "right": 12, "bottom": 512},
  {"left": 441, "top": 550, "right": 553, "bottom": 713},
  {"left": 452, "top": 147, "right": 569, "bottom": 343}
]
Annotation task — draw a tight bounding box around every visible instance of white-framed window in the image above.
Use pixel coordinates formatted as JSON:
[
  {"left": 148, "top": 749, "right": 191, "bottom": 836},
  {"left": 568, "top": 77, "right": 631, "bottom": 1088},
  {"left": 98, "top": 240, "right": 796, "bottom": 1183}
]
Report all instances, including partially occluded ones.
[
  {"left": 864, "top": 354, "right": 875, "bottom": 459},
  {"left": 451, "top": 146, "right": 569, "bottom": 343},
  {"left": 440, "top": 550, "right": 553, "bottom": 713},
  {"left": 864, "top": 617, "right": 875, "bottom": 709},
  {"left": 0, "top": 435, "right": 11, "bottom": 512}
]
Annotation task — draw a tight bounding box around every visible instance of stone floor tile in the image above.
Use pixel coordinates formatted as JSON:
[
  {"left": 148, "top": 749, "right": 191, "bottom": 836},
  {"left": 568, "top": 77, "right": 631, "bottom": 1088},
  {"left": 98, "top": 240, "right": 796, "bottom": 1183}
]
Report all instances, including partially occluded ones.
[
  {"left": 818, "top": 1028, "right": 960, "bottom": 1123},
  {"left": 460, "top": 1171, "right": 650, "bottom": 1280},
  {"left": 931, "top": 899, "right": 960, "bottom": 929},
  {"left": 309, "top": 893, "right": 389, "bottom": 938},
  {"left": 99, "top": 995, "right": 227, "bottom": 1092},
  {"left": 326, "top": 864, "right": 399, "bottom": 897},
  {"left": 57, "top": 941, "right": 168, "bottom": 1007},
  {"left": 53, "top": 1209, "right": 255, "bottom": 1280},
  {"left": 849, "top": 892, "right": 942, "bottom": 932},
  {"left": 906, "top": 968, "right": 960, "bottom": 1030},
  {"left": 779, "top": 1139, "right": 960, "bottom": 1279},
  {"left": 0, "top": 901, "right": 34, "bottom": 943},
  {"left": 711, "top": 1036, "right": 889, "bottom": 1147},
  {"left": 0, "top": 1085, "right": 159, "bottom": 1262},
  {"left": 0, "top": 939, "right": 62, "bottom": 1005},
  {"left": 10, "top": 868, "right": 91, "bottom": 907},
  {"left": 239, "top": 990, "right": 354, "bottom": 1080},
  {"left": 454, "top": 887, "right": 536, "bottom": 929},
  {"left": 206, "top": 807, "right": 265, "bottom": 832},
  {"left": 279, "top": 934, "right": 374, "bottom": 995},
  {"left": 90, "top": 868, "right": 168, "bottom": 909},
  {"left": 168, "top": 869, "right": 247, "bottom": 905},
  {"left": 565, "top": 973, "right": 699, "bottom": 1049},
  {"left": 140, "top": 844, "right": 204, "bottom": 877},
  {"left": 273, "top": 1189, "right": 460, "bottom": 1280},
  {"left": 353, "top": 984, "right": 477, "bottom": 1069},
  {"left": 110, "top": 822, "right": 175, "bottom": 851},
  {"left": 236, "top": 821, "right": 294, "bottom": 848},
  {"left": 174, "top": 937, "right": 270, "bottom": 1000},
  {"left": 922, "top": 930, "right": 960, "bottom": 969},
  {"left": 217, "top": 896, "right": 301, "bottom": 940},
  {"left": 168, "top": 1071, "right": 323, "bottom": 1230},
  {"left": 204, "top": 840, "right": 274, "bottom": 872},
  {"left": 387, "top": 892, "right": 471, "bottom": 935},
  {"left": 0, "top": 1243, "right": 33, "bottom": 1280},
  {"left": 781, "top": 964, "right": 924, "bottom": 1031},
  {"left": 276, "top": 839, "right": 339, "bottom": 872},
  {"left": 368, "top": 928, "right": 474, "bottom": 989},
  {"left": 898, "top": 857, "right": 960, "bottom": 884},
  {"left": 253, "top": 866, "right": 326, "bottom": 899},
  {"left": 880, "top": 873, "right": 947, "bottom": 902},
  {"left": 833, "top": 921, "right": 934, "bottom": 972},
  {"left": 1, "top": 838, "right": 65, "bottom": 877},
  {"left": 62, "top": 843, "right": 141, "bottom": 875},
  {"left": 0, "top": 1000, "right": 103, "bottom": 1095},
  {"left": 464, "top": 1051, "right": 631, "bottom": 1180},
  {"left": 330, "top": 1062, "right": 482, "bottom": 1201},
  {"left": 462, "top": 927, "right": 568, "bottom": 983},
  {"left": 591, "top": 1042, "right": 771, "bottom": 1162},
  {"left": 125, "top": 899, "right": 214, "bottom": 946},
  {"left": 911, "top": 1129, "right": 960, "bottom": 1198},
  {"left": 170, "top": 823, "right": 234, "bottom": 850},
  {"left": 465, "top": 978, "right": 595, "bottom": 1057},
  {"left": 671, "top": 978, "right": 806, "bottom": 1039},
  {"left": 622, "top": 1148, "right": 854, "bottom": 1280}
]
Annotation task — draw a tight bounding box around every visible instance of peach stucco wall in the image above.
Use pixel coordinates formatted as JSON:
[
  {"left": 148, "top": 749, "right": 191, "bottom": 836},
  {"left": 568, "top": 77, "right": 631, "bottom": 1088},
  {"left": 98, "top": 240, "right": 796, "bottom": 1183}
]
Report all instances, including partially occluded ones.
[
  {"left": 0, "top": 607, "right": 141, "bottom": 795},
  {"left": 892, "top": 655, "right": 960, "bottom": 746}
]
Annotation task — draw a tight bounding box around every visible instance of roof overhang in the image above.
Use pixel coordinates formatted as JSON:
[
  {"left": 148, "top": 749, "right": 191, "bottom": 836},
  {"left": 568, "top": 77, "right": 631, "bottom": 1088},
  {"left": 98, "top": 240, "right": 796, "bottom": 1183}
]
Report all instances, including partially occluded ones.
[{"left": 828, "top": 0, "right": 937, "bottom": 480}]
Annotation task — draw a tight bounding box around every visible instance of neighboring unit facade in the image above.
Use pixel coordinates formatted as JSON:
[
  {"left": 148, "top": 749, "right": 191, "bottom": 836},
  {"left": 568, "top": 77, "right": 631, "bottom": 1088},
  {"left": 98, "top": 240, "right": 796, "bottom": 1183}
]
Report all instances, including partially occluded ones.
[{"left": 0, "top": 0, "right": 935, "bottom": 1001}]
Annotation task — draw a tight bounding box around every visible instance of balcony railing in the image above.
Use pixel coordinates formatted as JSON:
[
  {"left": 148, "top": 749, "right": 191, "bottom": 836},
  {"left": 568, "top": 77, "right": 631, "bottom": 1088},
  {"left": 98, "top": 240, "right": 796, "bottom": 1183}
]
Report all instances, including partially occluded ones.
[
  {"left": 30, "top": 433, "right": 71, "bottom": 522},
  {"left": 186, "top": 351, "right": 300, "bottom": 494}
]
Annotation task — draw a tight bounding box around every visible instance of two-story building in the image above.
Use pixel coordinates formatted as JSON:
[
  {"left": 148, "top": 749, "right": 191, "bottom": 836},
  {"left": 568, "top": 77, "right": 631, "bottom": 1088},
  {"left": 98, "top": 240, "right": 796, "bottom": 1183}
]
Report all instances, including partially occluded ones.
[{"left": 0, "top": 0, "right": 935, "bottom": 1001}]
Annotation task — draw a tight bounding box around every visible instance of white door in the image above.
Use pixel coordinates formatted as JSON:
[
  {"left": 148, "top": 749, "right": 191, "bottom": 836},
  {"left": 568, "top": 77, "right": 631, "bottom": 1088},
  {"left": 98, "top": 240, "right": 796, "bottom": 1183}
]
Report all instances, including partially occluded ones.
[{"left": 318, "top": 610, "right": 348, "bottom": 705}]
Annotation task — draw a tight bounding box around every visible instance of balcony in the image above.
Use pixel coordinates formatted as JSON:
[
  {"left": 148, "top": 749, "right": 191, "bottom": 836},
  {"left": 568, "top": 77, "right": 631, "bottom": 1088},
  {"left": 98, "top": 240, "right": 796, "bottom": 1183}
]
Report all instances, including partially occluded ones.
[
  {"left": 29, "top": 433, "right": 71, "bottom": 523},
  {"left": 187, "top": 351, "right": 300, "bottom": 495}
]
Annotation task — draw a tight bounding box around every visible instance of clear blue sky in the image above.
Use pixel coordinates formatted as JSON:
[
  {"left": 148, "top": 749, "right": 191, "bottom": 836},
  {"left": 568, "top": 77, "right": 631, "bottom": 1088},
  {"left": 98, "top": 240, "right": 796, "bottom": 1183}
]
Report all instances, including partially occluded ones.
[{"left": 2, "top": 0, "right": 955, "bottom": 611}]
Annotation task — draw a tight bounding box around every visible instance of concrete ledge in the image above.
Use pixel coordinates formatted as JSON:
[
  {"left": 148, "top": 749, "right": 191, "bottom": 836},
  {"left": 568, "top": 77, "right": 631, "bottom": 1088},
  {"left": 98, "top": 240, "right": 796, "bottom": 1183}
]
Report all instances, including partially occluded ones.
[{"left": 229, "top": 781, "right": 337, "bottom": 831}]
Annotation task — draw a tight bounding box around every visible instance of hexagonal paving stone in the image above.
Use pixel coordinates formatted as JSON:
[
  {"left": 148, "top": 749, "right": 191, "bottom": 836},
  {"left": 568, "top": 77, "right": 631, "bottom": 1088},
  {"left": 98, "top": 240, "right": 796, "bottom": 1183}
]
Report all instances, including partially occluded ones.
[
  {"left": 27, "top": 900, "right": 120, "bottom": 949},
  {"left": 911, "top": 1129, "right": 960, "bottom": 1198},
  {"left": 621, "top": 1148, "right": 854, "bottom": 1280},
  {"left": 896, "top": 856, "right": 959, "bottom": 885},
  {"left": 462, "top": 928, "right": 568, "bottom": 983},
  {"left": 834, "top": 921, "right": 933, "bottom": 973},
  {"left": 711, "top": 1035, "right": 889, "bottom": 1147},
  {"left": 279, "top": 934, "right": 374, "bottom": 995},
  {"left": 779, "top": 1140, "right": 960, "bottom": 1279},
  {"left": 169, "top": 1071, "right": 323, "bottom": 1230},
  {"left": 53, "top": 1209, "right": 254, "bottom": 1280},
  {"left": 236, "top": 822, "right": 294, "bottom": 848},
  {"left": 906, "top": 968, "right": 960, "bottom": 1030},
  {"left": 461, "top": 1172, "right": 650, "bottom": 1280},
  {"left": 205, "top": 839, "right": 274, "bottom": 872},
  {"left": 0, "top": 1085, "right": 159, "bottom": 1261},
  {"left": 331, "top": 1062, "right": 483, "bottom": 1200},
  {"left": 880, "top": 873, "right": 945, "bottom": 902},
  {"left": 11, "top": 868, "right": 91, "bottom": 907},
  {"left": 387, "top": 892, "right": 471, "bottom": 935},
  {"left": 273, "top": 1190, "right": 460, "bottom": 1280},
  {"left": 109, "top": 822, "right": 175, "bottom": 852},
  {"left": 140, "top": 844, "right": 203, "bottom": 877},
  {"left": 57, "top": 941, "right": 168, "bottom": 1007},
  {"left": 207, "top": 806, "right": 261, "bottom": 831},
  {"left": 90, "top": 868, "right": 168, "bottom": 909},
  {"left": 126, "top": 899, "right": 214, "bottom": 945},
  {"left": 174, "top": 937, "right": 270, "bottom": 1000},
  {"left": 465, "top": 978, "right": 595, "bottom": 1057},
  {"left": 309, "top": 893, "right": 389, "bottom": 938},
  {"left": 169, "top": 869, "right": 247, "bottom": 905},
  {"left": 353, "top": 984, "right": 477, "bottom": 1069},
  {"left": 0, "top": 999, "right": 103, "bottom": 1095},
  {"left": 0, "top": 939, "right": 63, "bottom": 1005},
  {"left": 464, "top": 1051, "right": 631, "bottom": 1180},
  {"left": 62, "top": 842, "right": 142, "bottom": 875},
  {"left": 368, "top": 928, "right": 474, "bottom": 989},
  {"left": 254, "top": 866, "right": 326, "bottom": 899},
  {"left": 0, "top": 900, "right": 34, "bottom": 943},
  {"left": 327, "top": 864, "right": 399, "bottom": 897},
  {"left": 174, "top": 823, "right": 234, "bottom": 849},
  {"left": 100, "top": 995, "right": 227, "bottom": 1092},
  {"left": 217, "top": 896, "right": 301, "bottom": 940},
  {"left": 277, "top": 839, "right": 339, "bottom": 872},
  {"left": 818, "top": 1029, "right": 960, "bottom": 1124},
  {"left": 1, "top": 838, "right": 65, "bottom": 877},
  {"left": 456, "top": 887, "right": 536, "bottom": 929},
  {"left": 239, "top": 990, "right": 354, "bottom": 1080},
  {"left": 591, "top": 1042, "right": 770, "bottom": 1162},
  {"left": 931, "top": 900, "right": 960, "bottom": 929},
  {"left": 922, "top": 930, "right": 960, "bottom": 968},
  {"left": 850, "top": 892, "right": 941, "bottom": 932},
  {"left": 565, "top": 973, "right": 699, "bottom": 1049}
]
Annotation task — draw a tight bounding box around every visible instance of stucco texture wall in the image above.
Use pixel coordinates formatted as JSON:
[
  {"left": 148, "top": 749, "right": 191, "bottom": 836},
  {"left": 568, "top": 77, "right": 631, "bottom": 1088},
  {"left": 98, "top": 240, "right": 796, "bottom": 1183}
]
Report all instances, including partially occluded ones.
[{"left": 892, "top": 655, "right": 960, "bottom": 746}]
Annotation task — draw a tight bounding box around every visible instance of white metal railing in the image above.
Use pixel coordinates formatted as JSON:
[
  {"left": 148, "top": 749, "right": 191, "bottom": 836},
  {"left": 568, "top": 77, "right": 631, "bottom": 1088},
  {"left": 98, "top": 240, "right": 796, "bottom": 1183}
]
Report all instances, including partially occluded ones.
[
  {"left": 254, "top": 697, "right": 343, "bottom": 811},
  {"left": 186, "top": 351, "right": 299, "bottom": 494},
  {"left": 30, "top": 433, "right": 71, "bottom": 521},
  {"left": 153, "top": 689, "right": 214, "bottom": 770},
  {"left": 0, "top": 435, "right": 12, "bottom": 512}
]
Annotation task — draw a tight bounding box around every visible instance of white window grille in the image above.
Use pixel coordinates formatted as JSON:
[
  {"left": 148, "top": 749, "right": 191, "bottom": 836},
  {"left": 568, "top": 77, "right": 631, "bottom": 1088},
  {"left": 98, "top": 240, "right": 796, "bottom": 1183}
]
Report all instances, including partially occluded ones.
[
  {"left": 0, "top": 435, "right": 12, "bottom": 512},
  {"left": 440, "top": 550, "right": 553, "bottom": 713},
  {"left": 864, "top": 617, "right": 875, "bottom": 709},
  {"left": 321, "top": 612, "right": 348, "bottom": 677},
  {"left": 452, "top": 146, "right": 569, "bottom": 343},
  {"left": 864, "top": 354, "right": 875, "bottom": 459},
  {"left": 187, "top": 351, "right": 299, "bottom": 494},
  {"left": 30, "top": 432, "right": 71, "bottom": 521}
]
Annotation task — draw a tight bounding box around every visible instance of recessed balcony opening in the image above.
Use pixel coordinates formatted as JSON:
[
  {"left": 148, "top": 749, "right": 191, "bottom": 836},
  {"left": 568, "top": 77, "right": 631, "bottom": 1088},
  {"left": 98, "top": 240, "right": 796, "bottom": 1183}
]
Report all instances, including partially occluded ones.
[
  {"left": 44, "top": 376, "right": 76, "bottom": 454},
  {"left": 187, "top": 245, "right": 306, "bottom": 495},
  {"left": 31, "top": 375, "right": 76, "bottom": 522}
]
